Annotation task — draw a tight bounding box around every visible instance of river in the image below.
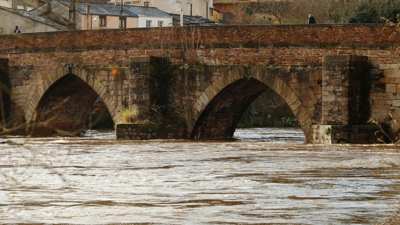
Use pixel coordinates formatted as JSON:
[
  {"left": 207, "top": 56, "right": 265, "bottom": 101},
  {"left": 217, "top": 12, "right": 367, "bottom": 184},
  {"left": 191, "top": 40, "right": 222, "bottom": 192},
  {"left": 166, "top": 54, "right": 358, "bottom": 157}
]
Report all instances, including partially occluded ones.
[{"left": 0, "top": 127, "right": 399, "bottom": 224}]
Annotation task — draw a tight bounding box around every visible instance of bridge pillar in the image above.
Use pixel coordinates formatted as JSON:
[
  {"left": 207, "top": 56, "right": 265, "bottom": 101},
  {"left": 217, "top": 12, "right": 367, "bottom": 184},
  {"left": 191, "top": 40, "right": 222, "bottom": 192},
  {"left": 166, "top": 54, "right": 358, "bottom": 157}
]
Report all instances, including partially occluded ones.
[
  {"left": 129, "top": 56, "right": 151, "bottom": 114},
  {"left": 321, "top": 55, "right": 368, "bottom": 125},
  {"left": 117, "top": 56, "right": 187, "bottom": 139},
  {"left": 314, "top": 55, "right": 376, "bottom": 143},
  {"left": 321, "top": 55, "right": 350, "bottom": 125}
]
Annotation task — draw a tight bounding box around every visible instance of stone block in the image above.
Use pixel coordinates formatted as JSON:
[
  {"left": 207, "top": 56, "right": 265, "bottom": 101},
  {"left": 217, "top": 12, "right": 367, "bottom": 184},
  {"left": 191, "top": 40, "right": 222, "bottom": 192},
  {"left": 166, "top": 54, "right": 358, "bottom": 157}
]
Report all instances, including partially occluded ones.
[
  {"left": 386, "top": 100, "right": 395, "bottom": 105},
  {"left": 204, "top": 87, "right": 214, "bottom": 100},
  {"left": 383, "top": 93, "right": 396, "bottom": 100},
  {"left": 37, "top": 85, "right": 45, "bottom": 97},
  {"left": 194, "top": 101, "right": 202, "bottom": 112},
  {"left": 393, "top": 100, "right": 400, "bottom": 107},
  {"left": 384, "top": 69, "right": 400, "bottom": 78},
  {"left": 386, "top": 84, "right": 396, "bottom": 93},
  {"left": 379, "top": 64, "right": 400, "bottom": 70},
  {"left": 130, "top": 56, "right": 150, "bottom": 63},
  {"left": 380, "top": 78, "right": 400, "bottom": 84},
  {"left": 213, "top": 78, "right": 223, "bottom": 92},
  {"left": 199, "top": 94, "right": 209, "bottom": 106}
]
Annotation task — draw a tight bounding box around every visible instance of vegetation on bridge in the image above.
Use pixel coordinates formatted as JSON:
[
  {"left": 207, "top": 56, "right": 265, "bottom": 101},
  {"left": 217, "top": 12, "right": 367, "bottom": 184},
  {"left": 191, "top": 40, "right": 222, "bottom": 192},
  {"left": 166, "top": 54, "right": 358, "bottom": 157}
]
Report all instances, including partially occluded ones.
[{"left": 225, "top": 0, "right": 400, "bottom": 25}]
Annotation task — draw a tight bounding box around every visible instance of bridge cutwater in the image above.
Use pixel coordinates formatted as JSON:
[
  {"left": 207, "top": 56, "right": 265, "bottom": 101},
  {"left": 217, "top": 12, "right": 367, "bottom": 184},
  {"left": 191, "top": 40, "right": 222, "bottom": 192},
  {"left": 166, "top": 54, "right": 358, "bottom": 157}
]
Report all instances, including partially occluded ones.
[{"left": 0, "top": 24, "right": 399, "bottom": 143}]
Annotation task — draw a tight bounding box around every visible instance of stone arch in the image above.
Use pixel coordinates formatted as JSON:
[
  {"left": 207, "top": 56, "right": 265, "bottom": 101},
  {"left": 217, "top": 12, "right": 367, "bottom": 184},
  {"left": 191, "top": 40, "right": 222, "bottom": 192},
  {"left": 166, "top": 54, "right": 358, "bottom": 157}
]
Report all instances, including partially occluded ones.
[
  {"left": 190, "top": 66, "right": 312, "bottom": 142},
  {"left": 25, "top": 66, "right": 117, "bottom": 136}
]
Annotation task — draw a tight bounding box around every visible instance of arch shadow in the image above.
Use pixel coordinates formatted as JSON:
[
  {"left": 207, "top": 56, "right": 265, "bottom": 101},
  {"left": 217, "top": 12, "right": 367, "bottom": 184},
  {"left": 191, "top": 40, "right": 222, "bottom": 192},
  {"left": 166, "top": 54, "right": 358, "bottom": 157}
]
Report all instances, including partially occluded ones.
[
  {"left": 190, "top": 68, "right": 312, "bottom": 141},
  {"left": 28, "top": 67, "right": 115, "bottom": 136},
  {"left": 191, "top": 78, "right": 267, "bottom": 139}
]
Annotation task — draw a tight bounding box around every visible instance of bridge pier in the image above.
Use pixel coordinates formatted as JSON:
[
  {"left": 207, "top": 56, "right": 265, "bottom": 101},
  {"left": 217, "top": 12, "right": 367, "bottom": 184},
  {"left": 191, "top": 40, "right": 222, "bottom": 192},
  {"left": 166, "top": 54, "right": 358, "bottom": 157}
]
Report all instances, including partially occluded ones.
[
  {"left": 129, "top": 56, "right": 151, "bottom": 114},
  {"left": 116, "top": 56, "right": 187, "bottom": 140},
  {"left": 312, "top": 55, "right": 379, "bottom": 144}
]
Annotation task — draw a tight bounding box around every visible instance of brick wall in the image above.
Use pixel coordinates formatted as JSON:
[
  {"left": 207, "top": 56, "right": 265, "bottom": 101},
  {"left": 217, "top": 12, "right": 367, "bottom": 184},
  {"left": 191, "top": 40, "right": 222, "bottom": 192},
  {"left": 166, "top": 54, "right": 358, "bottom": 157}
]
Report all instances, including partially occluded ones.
[{"left": 1, "top": 24, "right": 399, "bottom": 66}]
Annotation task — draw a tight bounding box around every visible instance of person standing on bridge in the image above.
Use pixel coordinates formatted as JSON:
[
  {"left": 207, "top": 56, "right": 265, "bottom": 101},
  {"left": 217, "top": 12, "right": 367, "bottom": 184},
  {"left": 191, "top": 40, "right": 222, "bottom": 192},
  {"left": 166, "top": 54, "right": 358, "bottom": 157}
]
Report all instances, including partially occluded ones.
[
  {"left": 308, "top": 14, "right": 316, "bottom": 24},
  {"left": 14, "top": 26, "right": 21, "bottom": 33}
]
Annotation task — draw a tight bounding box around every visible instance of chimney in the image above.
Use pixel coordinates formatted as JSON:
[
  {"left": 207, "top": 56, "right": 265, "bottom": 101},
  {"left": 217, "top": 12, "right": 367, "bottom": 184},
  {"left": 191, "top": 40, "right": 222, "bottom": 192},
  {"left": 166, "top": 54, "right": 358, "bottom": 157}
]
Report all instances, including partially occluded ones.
[
  {"left": 120, "top": 0, "right": 123, "bottom": 11},
  {"left": 68, "top": 0, "right": 77, "bottom": 30},
  {"left": 144, "top": 1, "right": 149, "bottom": 7},
  {"left": 86, "top": 4, "right": 90, "bottom": 30},
  {"left": 180, "top": 8, "right": 183, "bottom": 26}
]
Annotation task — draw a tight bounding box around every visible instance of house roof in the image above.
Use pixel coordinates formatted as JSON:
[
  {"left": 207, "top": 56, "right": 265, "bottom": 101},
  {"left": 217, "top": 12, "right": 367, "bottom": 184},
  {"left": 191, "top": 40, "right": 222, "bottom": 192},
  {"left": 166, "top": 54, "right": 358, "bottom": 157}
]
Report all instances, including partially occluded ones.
[
  {"left": 169, "top": 13, "right": 217, "bottom": 26},
  {"left": 0, "top": 6, "right": 68, "bottom": 30},
  {"left": 59, "top": 1, "right": 171, "bottom": 18}
]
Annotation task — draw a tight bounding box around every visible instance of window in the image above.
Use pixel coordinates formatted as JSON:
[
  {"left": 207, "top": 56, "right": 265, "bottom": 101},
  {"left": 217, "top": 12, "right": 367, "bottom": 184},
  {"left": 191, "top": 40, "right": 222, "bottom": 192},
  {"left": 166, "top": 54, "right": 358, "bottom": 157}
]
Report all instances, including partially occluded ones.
[
  {"left": 187, "top": 0, "right": 192, "bottom": 4},
  {"left": 99, "top": 16, "right": 106, "bottom": 27},
  {"left": 119, "top": 17, "right": 126, "bottom": 28},
  {"left": 158, "top": 21, "right": 163, "bottom": 27},
  {"left": 176, "top": 0, "right": 181, "bottom": 2},
  {"left": 146, "top": 20, "right": 151, "bottom": 27}
]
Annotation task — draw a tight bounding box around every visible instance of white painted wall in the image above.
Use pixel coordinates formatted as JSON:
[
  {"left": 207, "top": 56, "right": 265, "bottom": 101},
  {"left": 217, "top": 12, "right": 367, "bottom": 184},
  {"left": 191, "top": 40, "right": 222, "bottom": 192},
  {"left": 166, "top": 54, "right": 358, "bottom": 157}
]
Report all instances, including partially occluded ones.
[
  {"left": 138, "top": 16, "right": 172, "bottom": 27},
  {"left": 155, "top": 0, "right": 209, "bottom": 18},
  {"left": 0, "top": 0, "right": 12, "bottom": 8},
  {"left": 82, "top": 15, "right": 139, "bottom": 29}
]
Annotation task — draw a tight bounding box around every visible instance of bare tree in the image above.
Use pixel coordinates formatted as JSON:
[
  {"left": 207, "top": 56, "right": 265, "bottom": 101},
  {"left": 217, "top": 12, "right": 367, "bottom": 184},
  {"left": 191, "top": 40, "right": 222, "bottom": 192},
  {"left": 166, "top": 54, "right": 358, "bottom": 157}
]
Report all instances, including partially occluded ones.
[
  {"left": 223, "top": 4, "right": 262, "bottom": 25},
  {"left": 283, "top": 0, "right": 336, "bottom": 24},
  {"left": 256, "top": 0, "right": 291, "bottom": 24}
]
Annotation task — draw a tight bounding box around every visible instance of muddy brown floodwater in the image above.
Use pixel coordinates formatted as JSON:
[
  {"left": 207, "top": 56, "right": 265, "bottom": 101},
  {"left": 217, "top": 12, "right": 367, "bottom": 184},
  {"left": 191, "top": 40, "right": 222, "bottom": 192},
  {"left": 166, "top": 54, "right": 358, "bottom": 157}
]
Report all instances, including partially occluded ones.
[{"left": 0, "top": 127, "right": 399, "bottom": 224}]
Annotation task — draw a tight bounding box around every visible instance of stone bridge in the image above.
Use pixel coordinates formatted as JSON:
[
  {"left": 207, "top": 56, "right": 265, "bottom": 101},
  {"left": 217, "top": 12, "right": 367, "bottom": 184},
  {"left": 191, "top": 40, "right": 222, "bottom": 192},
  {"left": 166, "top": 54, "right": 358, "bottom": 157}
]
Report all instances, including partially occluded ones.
[{"left": 0, "top": 24, "right": 399, "bottom": 143}]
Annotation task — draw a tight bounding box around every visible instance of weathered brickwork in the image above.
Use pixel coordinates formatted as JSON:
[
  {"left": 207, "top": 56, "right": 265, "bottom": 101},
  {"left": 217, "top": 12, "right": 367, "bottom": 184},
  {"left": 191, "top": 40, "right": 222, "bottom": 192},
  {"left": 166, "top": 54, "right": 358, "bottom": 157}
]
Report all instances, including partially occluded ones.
[
  {"left": 0, "top": 25, "right": 399, "bottom": 142},
  {"left": 1, "top": 25, "right": 399, "bottom": 66}
]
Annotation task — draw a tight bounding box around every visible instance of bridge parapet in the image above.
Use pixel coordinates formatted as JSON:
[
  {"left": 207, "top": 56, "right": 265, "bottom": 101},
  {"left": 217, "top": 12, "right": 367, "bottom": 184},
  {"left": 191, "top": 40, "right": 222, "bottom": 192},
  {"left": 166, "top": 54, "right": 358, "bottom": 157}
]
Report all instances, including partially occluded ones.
[{"left": 1, "top": 25, "right": 400, "bottom": 67}]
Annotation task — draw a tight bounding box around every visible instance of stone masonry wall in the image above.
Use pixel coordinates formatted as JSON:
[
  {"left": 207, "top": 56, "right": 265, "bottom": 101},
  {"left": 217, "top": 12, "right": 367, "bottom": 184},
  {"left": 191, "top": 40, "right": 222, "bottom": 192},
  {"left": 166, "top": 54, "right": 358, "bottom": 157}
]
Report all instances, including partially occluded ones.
[
  {"left": 371, "top": 63, "right": 400, "bottom": 141},
  {"left": 116, "top": 123, "right": 186, "bottom": 140}
]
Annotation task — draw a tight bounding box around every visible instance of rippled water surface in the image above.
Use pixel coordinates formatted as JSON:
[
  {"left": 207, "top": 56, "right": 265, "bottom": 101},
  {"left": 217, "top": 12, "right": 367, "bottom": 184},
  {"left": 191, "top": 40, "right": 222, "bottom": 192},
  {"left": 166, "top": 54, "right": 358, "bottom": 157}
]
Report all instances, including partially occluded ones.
[{"left": 0, "top": 128, "right": 399, "bottom": 224}]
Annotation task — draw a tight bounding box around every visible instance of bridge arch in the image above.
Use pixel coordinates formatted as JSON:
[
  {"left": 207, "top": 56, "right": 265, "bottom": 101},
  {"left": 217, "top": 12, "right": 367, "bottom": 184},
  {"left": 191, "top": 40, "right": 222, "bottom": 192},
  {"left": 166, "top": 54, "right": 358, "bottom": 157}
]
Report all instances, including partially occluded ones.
[
  {"left": 26, "top": 66, "right": 117, "bottom": 136},
  {"left": 190, "top": 66, "right": 313, "bottom": 142}
]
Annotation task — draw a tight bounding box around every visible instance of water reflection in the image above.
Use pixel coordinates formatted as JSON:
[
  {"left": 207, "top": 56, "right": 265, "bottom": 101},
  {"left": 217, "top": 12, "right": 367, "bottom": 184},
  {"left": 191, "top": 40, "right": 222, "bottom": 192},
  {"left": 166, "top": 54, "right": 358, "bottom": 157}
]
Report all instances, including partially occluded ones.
[{"left": 0, "top": 128, "right": 399, "bottom": 224}]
